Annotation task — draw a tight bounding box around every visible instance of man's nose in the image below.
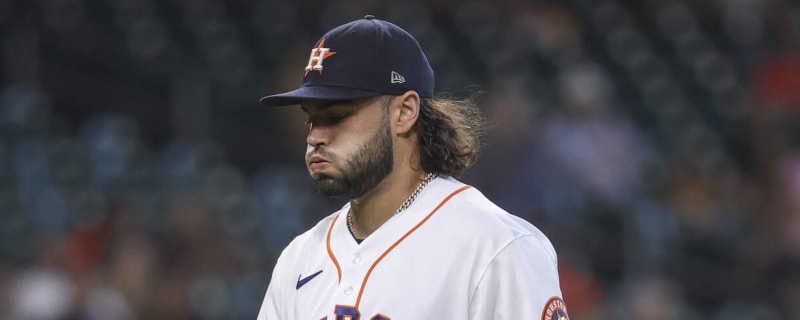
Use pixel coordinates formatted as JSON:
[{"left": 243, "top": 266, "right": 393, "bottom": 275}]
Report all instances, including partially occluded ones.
[{"left": 306, "top": 125, "right": 329, "bottom": 147}]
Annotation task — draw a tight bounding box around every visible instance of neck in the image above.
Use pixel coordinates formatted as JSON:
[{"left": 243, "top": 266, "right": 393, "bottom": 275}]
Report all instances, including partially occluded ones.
[{"left": 348, "top": 169, "right": 430, "bottom": 239}]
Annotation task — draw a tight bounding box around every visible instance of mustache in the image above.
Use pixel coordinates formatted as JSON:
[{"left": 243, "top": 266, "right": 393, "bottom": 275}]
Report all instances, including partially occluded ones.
[{"left": 305, "top": 146, "right": 337, "bottom": 162}]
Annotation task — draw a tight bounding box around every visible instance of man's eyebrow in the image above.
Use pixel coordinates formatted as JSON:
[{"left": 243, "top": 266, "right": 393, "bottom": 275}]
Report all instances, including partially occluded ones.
[
  {"left": 302, "top": 100, "right": 354, "bottom": 113},
  {"left": 320, "top": 100, "right": 345, "bottom": 109}
]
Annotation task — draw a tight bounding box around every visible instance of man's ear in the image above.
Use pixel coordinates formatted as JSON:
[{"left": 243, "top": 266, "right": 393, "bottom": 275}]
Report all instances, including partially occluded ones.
[{"left": 394, "top": 91, "right": 421, "bottom": 135}]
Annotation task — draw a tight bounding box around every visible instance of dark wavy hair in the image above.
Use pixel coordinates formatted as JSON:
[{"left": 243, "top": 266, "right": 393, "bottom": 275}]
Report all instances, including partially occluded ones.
[{"left": 414, "top": 92, "right": 485, "bottom": 177}]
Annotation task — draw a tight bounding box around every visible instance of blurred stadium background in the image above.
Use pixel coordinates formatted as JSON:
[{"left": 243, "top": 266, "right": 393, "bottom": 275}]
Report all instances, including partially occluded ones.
[{"left": 1, "top": 0, "right": 800, "bottom": 319}]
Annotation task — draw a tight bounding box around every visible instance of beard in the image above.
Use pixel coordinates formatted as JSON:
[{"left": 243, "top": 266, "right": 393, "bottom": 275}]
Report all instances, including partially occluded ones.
[{"left": 307, "top": 113, "right": 393, "bottom": 199}]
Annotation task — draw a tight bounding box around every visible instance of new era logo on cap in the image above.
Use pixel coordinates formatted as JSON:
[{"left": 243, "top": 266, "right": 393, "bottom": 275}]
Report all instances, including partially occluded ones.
[
  {"left": 259, "top": 15, "right": 434, "bottom": 107},
  {"left": 391, "top": 71, "right": 405, "bottom": 84}
]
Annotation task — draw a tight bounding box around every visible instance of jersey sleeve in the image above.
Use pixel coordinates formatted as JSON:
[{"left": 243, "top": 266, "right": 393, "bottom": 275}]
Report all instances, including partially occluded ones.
[
  {"left": 257, "top": 265, "right": 282, "bottom": 320},
  {"left": 468, "top": 234, "right": 568, "bottom": 319},
  {"left": 257, "top": 248, "right": 290, "bottom": 320}
]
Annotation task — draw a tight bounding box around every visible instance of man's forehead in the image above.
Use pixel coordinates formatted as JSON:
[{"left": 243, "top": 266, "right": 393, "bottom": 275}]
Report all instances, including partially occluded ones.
[
  {"left": 300, "top": 100, "right": 338, "bottom": 112},
  {"left": 300, "top": 96, "right": 385, "bottom": 112}
]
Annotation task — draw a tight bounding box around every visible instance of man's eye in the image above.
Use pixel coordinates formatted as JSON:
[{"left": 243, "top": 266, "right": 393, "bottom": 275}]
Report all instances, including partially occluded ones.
[
  {"left": 307, "top": 114, "right": 347, "bottom": 127},
  {"left": 321, "top": 117, "right": 345, "bottom": 126}
]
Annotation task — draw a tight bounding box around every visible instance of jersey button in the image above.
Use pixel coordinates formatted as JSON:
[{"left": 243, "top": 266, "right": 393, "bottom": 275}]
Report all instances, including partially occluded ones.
[
  {"left": 352, "top": 255, "right": 361, "bottom": 264},
  {"left": 344, "top": 286, "right": 354, "bottom": 295}
]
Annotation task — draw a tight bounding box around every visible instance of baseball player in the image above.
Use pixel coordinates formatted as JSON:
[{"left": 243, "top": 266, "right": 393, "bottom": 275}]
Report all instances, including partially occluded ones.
[{"left": 257, "top": 15, "right": 568, "bottom": 320}]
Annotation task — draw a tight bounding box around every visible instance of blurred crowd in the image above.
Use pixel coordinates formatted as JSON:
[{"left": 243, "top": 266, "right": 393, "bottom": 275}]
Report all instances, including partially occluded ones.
[{"left": 1, "top": 0, "right": 800, "bottom": 319}]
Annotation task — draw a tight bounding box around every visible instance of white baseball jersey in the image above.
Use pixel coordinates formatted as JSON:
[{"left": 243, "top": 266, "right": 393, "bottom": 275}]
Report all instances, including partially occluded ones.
[{"left": 257, "top": 176, "right": 569, "bottom": 320}]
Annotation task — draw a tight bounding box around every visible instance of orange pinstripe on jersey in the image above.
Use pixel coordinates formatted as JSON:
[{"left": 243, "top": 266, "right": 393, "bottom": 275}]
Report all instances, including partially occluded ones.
[
  {"left": 327, "top": 212, "right": 343, "bottom": 282},
  {"left": 353, "top": 185, "right": 472, "bottom": 308}
]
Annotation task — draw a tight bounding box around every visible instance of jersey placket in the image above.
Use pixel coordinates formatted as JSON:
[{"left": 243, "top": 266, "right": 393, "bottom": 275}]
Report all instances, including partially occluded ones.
[{"left": 327, "top": 212, "right": 376, "bottom": 311}]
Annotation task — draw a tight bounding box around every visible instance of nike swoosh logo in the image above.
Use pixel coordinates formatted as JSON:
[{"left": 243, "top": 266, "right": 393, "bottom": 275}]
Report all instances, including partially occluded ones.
[{"left": 296, "top": 270, "right": 323, "bottom": 289}]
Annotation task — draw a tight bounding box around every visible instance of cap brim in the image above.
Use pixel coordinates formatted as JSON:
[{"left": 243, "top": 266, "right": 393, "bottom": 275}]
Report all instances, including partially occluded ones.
[{"left": 259, "top": 86, "right": 384, "bottom": 107}]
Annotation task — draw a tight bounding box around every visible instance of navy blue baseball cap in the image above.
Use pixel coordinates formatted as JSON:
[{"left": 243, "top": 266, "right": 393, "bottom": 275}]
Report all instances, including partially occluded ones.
[{"left": 259, "top": 15, "right": 434, "bottom": 107}]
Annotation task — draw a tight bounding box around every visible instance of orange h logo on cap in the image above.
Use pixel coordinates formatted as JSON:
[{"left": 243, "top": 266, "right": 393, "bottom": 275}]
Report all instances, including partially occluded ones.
[{"left": 304, "top": 39, "right": 337, "bottom": 76}]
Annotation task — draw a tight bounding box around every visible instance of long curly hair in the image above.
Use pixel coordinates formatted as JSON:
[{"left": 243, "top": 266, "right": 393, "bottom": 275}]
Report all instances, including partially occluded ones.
[{"left": 414, "top": 92, "right": 485, "bottom": 177}]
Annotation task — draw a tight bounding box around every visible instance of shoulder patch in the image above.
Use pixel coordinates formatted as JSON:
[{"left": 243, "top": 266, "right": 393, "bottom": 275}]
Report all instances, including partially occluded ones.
[{"left": 542, "top": 296, "right": 570, "bottom": 320}]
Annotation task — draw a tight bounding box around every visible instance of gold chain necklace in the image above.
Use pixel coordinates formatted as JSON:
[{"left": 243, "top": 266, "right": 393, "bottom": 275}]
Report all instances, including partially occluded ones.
[{"left": 347, "top": 172, "right": 437, "bottom": 238}]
